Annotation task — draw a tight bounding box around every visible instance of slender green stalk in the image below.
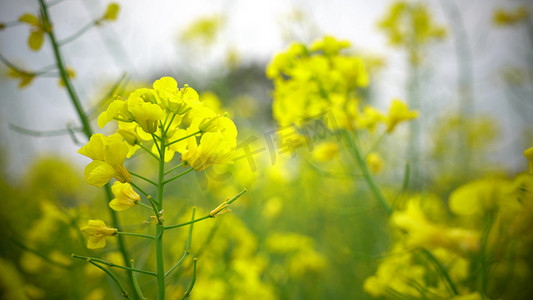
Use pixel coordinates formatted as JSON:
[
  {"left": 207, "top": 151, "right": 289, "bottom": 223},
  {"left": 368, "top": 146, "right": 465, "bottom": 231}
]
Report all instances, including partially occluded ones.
[
  {"left": 9, "top": 123, "right": 81, "bottom": 137},
  {"left": 117, "top": 232, "right": 155, "bottom": 240},
  {"left": 165, "top": 208, "right": 195, "bottom": 278},
  {"left": 155, "top": 125, "right": 167, "bottom": 300},
  {"left": 181, "top": 258, "right": 198, "bottom": 300},
  {"left": 130, "top": 172, "right": 157, "bottom": 186},
  {"left": 163, "top": 168, "right": 193, "bottom": 185},
  {"left": 152, "top": 134, "right": 162, "bottom": 157},
  {"left": 38, "top": 0, "right": 91, "bottom": 137},
  {"left": 166, "top": 130, "right": 201, "bottom": 147},
  {"left": 58, "top": 20, "right": 97, "bottom": 46},
  {"left": 421, "top": 249, "right": 459, "bottom": 296},
  {"left": 137, "top": 201, "right": 153, "bottom": 210},
  {"left": 72, "top": 254, "right": 156, "bottom": 277},
  {"left": 130, "top": 260, "right": 146, "bottom": 300},
  {"left": 164, "top": 113, "right": 177, "bottom": 135},
  {"left": 129, "top": 181, "right": 149, "bottom": 197},
  {"left": 87, "top": 260, "right": 130, "bottom": 299},
  {"left": 342, "top": 130, "right": 391, "bottom": 214},
  {"left": 139, "top": 143, "right": 160, "bottom": 160},
  {"left": 165, "top": 215, "right": 211, "bottom": 230},
  {"left": 164, "top": 163, "right": 184, "bottom": 175}
]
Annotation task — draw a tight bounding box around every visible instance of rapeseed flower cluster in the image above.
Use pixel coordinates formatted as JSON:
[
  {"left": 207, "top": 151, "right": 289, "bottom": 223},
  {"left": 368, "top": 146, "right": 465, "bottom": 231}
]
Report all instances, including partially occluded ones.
[
  {"left": 364, "top": 158, "right": 533, "bottom": 299},
  {"left": 79, "top": 76, "right": 237, "bottom": 189},
  {"left": 378, "top": 1, "right": 446, "bottom": 64},
  {"left": 267, "top": 36, "right": 417, "bottom": 134}
]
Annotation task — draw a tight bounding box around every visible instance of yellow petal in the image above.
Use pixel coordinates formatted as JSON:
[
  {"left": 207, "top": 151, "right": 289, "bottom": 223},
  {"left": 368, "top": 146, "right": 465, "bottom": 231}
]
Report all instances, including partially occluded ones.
[
  {"left": 103, "top": 3, "right": 120, "bottom": 21},
  {"left": 84, "top": 160, "right": 115, "bottom": 187},
  {"left": 28, "top": 29, "right": 44, "bottom": 51},
  {"left": 18, "top": 14, "right": 40, "bottom": 26},
  {"left": 78, "top": 134, "right": 106, "bottom": 160}
]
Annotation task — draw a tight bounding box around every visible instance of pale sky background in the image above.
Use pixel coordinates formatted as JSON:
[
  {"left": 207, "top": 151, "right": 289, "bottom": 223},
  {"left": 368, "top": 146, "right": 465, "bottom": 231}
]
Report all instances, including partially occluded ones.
[{"left": 0, "top": 0, "right": 532, "bottom": 179}]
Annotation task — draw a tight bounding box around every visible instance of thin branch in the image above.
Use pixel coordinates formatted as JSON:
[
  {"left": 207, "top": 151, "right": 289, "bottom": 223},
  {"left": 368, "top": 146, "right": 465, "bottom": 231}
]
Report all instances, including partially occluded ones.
[
  {"left": 72, "top": 254, "right": 156, "bottom": 277},
  {"left": 86, "top": 260, "right": 131, "bottom": 299},
  {"left": 167, "top": 130, "right": 201, "bottom": 147},
  {"left": 163, "top": 168, "right": 193, "bottom": 185},
  {"left": 58, "top": 20, "right": 97, "bottom": 46},
  {"left": 130, "top": 172, "right": 157, "bottom": 186},
  {"left": 181, "top": 258, "right": 197, "bottom": 299},
  {"left": 165, "top": 208, "right": 196, "bottom": 278},
  {"left": 116, "top": 232, "right": 154, "bottom": 240},
  {"left": 9, "top": 123, "right": 82, "bottom": 137}
]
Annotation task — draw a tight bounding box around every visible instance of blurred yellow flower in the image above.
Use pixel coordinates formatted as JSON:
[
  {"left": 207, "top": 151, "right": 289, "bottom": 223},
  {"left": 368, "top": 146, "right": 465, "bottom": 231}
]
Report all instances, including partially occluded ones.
[
  {"left": 386, "top": 99, "right": 418, "bottom": 133},
  {"left": 102, "top": 3, "right": 120, "bottom": 21},
  {"left": 393, "top": 200, "right": 480, "bottom": 253},
  {"left": 366, "top": 152, "right": 383, "bottom": 174},
  {"left": 8, "top": 68, "right": 35, "bottom": 89},
  {"left": 78, "top": 133, "right": 131, "bottom": 187},
  {"left": 18, "top": 13, "right": 49, "bottom": 51},
  {"left": 109, "top": 182, "right": 140, "bottom": 211},
  {"left": 80, "top": 219, "right": 117, "bottom": 249},
  {"left": 312, "top": 142, "right": 339, "bottom": 162},
  {"left": 493, "top": 6, "right": 530, "bottom": 26}
]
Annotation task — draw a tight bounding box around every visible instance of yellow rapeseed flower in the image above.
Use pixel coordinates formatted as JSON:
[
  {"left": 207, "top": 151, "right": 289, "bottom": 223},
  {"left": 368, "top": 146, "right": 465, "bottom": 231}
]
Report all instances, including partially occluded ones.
[
  {"left": 80, "top": 219, "right": 117, "bottom": 249},
  {"left": 312, "top": 142, "right": 339, "bottom": 162},
  {"left": 366, "top": 152, "right": 384, "bottom": 174},
  {"left": 18, "top": 13, "right": 49, "bottom": 51},
  {"left": 385, "top": 99, "right": 418, "bottom": 133},
  {"left": 109, "top": 182, "right": 140, "bottom": 211},
  {"left": 126, "top": 89, "right": 165, "bottom": 133},
  {"left": 78, "top": 133, "right": 131, "bottom": 187},
  {"left": 182, "top": 131, "right": 237, "bottom": 172}
]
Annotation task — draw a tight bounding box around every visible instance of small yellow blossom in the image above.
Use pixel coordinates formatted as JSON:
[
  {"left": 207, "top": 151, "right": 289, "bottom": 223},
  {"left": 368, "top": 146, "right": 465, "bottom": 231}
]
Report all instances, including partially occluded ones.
[
  {"left": 8, "top": 68, "right": 35, "bottom": 89},
  {"left": 102, "top": 3, "right": 120, "bottom": 22},
  {"left": 366, "top": 152, "right": 384, "bottom": 174},
  {"left": 127, "top": 89, "right": 165, "bottom": 133},
  {"left": 493, "top": 6, "right": 529, "bottom": 26},
  {"left": 78, "top": 133, "right": 131, "bottom": 187},
  {"left": 18, "top": 13, "right": 49, "bottom": 51},
  {"left": 182, "top": 131, "right": 237, "bottom": 172},
  {"left": 357, "top": 106, "right": 385, "bottom": 132},
  {"left": 312, "top": 142, "right": 339, "bottom": 162},
  {"left": 386, "top": 99, "right": 418, "bottom": 133},
  {"left": 393, "top": 201, "right": 480, "bottom": 253},
  {"left": 109, "top": 182, "right": 140, "bottom": 211},
  {"left": 80, "top": 219, "right": 117, "bottom": 249}
]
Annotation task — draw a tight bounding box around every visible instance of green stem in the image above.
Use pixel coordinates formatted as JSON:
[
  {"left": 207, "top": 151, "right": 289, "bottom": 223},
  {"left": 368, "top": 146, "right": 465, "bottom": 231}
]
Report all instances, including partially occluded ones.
[
  {"left": 181, "top": 258, "right": 198, "bottom": 300},
  {"left": 165, "top": 215, "right": 211, "bottom": 230},
  {"left": 166, "top": 130, "right": 201, "bottom": 147},
  {"left": 38, "top": 1, "right": 138, "bottom": 298},
  {"left": 72, "top": 254, "right": 156, "bottom": 277},
  {"left": 87, "top": 260, "right": 130, "bottom": 299},
  {"left": 422, "top": 249, "right": 459, "bottom": 296},
  {"left": 129, "top": 181, "right": 149, "bottom": 197},
  {"left": 130, "top": 260, "right": 146, "bottom": 300},
  {"left": 117, "top": 232, "right": 154, "bottom": 240},
  {"left": 164, "top": 163, "right": 184, "bottom": 175},
  {"left": 130, "top": 172, "right": 157, "bottom": 186},
  {"left": 138, "top": 143, "right": 160, "bottom": 160},
  {"left": 39, "top": 0, "right": 92, "bottom": 137},
  {"left": 163, "top": 168, "right": 193, "bottom": 185},
  {"left": 155, "top": 127, "right": 167, "bottom": 300},
  {"left": 58, "top": 20, "right": 97, "bottom": 46},
  {"left": 342, "top": 130, "right": 391, "bottom": 214},
  {"left": 165, "top": 208, "right": 195, "bottom": 278},
  {"left": 164, "top": 113, "right": 177, "bottom": 135}
]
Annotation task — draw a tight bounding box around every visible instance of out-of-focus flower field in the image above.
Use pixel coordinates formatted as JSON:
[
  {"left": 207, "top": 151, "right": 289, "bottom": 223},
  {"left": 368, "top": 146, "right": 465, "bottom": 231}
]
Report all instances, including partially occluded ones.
[{"left": 1, "top": 0, "right": 532, "bottom": 299}]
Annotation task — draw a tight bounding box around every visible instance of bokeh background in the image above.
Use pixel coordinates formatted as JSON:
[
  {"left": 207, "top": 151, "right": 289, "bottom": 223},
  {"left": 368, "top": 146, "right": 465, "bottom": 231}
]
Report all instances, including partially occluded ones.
[{"left": 0, "top": 0, "right": 532, "bottom": 299}]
